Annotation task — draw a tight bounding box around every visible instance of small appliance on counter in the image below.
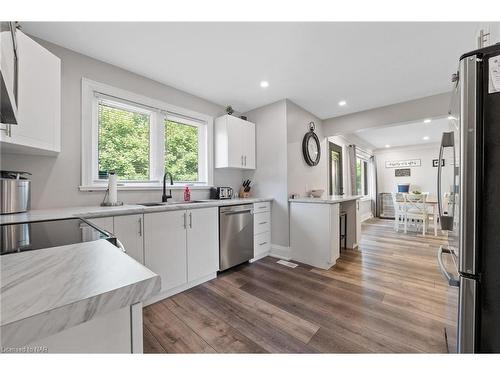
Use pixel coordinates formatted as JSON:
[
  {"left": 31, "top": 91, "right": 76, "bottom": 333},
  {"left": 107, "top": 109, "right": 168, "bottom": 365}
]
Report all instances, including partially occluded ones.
[
  {"left": 0, "top": 170, "right": 31, "bottom": 214},
  {"left": 210, "top": 186, "right": 233, "bottom": 200},
  {"left": 0, "top": 218, "right": 123, "bottom": 255}
]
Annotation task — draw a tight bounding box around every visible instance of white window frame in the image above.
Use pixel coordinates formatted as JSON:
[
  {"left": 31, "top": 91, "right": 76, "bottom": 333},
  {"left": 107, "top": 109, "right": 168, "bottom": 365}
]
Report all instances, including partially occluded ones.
[
  {"left": 356, "top": 154, "right": 370, "bottom": 197},
  {"left": 80, "top": 78, "right": 213, "bottom": 191}
]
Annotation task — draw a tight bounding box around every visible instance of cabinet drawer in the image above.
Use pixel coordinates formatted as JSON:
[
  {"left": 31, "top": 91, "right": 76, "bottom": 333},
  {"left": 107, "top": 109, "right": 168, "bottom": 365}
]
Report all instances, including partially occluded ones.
[
  {"left": 253, "top": 201, "right": 271, "bottom": 214},
  {"left": 254, "top": 211, "right": 271, "bottom": 235},
  {"left": 254, "top": 231, "right": 271, "bottom": 256}
]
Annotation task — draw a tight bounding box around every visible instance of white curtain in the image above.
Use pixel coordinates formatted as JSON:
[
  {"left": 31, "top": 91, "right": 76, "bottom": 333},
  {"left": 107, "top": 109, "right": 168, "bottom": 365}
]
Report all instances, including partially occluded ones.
[
  {"left": 368, "top": 156, "right": 377, "bottom": 217},
  {"left": 347, "top": 145, "right": 357, "bottom": 195}
]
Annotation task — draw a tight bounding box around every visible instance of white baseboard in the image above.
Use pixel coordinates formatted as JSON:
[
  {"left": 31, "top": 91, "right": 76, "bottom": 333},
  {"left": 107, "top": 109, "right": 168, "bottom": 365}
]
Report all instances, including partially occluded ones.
[
  {"left": 250, "top": 251, "right": 271, "bottom": 263},
  {"left": 270, "top": 244, "right": 291, "bottom": 260},
  {"left": 360, "top": 213, "right": 373, "bottom": 222},
  {"left": 144, "top": 273, "right": 216, "bottom": 306}
]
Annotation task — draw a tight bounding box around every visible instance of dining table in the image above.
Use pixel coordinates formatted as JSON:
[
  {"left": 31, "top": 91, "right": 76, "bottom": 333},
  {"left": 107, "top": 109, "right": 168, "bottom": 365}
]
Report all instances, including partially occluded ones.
[{"left": 396, "top": 195, "right": 440, "bottom": 236}]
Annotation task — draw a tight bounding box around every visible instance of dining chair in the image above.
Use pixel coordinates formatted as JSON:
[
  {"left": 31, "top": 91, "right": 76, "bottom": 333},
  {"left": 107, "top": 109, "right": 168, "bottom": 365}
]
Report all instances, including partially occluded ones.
[
  {"left": 391, "top": 192, "right": 406, "bottom": 232},
  {"left": 403, "top": 193, "right": 429, "bottom": 235}
]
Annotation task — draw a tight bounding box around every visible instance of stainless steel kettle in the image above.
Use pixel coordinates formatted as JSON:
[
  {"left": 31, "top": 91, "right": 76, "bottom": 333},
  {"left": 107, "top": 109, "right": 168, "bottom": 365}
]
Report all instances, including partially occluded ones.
[{"left": 0, "top": 170, "right": 31, "bottom": 214}]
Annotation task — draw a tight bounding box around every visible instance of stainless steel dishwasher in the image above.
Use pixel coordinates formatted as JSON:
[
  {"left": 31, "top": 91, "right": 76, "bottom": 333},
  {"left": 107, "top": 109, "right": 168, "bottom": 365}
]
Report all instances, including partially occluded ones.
[{"left": 219, "top": 204, "right": 254, "bottom": 271}]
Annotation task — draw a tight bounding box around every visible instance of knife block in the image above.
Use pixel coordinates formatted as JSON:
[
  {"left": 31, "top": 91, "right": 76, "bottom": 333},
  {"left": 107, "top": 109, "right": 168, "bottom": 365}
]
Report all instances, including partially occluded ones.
[{"left": 239, "top": 187, "right": 250, "bottom": 198}]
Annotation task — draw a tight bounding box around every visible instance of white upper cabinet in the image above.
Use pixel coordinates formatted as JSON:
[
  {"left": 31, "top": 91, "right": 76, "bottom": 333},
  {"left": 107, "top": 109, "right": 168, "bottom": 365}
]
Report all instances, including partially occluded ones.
[
  {"left": 215, "top": 114, "right": 255, "bottom": 169},
  {"left": 1, "top": 30, "right": 61, "bottom": 155}
]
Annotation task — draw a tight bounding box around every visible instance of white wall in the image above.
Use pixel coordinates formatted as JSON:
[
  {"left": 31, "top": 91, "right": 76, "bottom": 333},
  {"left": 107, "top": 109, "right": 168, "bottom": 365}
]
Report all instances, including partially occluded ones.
[
  {"left": 322, "top": 93, "right": 451, "bottom": 137},
  {"left": 374, "top": 143, "right": 442, "bottom": 199},
  {"left": 243, "top": 99, "right": 328, "bottom": 249},
  {"left": 286, "top": 100, "right": 327, "bottom": 198},
  {"left": 243, "top": 100, "right": 288, "bottom": 247},
  {"left": 0, "top": 37, "right": 243, "bottom": 209}
]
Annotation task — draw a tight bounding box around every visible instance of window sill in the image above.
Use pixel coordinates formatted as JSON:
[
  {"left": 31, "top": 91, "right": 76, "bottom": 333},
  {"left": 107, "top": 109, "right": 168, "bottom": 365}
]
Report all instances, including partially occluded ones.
[
  {"left": 79, "top": 184, "right": 213, "bottom": 192},
  {"left": 359, "top": 196, "right": 372, "bottom": 201}
]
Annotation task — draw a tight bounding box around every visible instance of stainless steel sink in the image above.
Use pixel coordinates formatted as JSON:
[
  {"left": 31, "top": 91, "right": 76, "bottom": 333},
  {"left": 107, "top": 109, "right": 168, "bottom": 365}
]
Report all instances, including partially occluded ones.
[{"left": 137, "top": 201, "right": 204, "bottom": 207}]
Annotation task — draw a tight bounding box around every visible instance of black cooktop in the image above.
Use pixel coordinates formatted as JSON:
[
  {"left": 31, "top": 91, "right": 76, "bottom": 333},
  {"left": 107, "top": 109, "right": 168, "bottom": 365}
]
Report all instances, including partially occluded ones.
[{"left": 0, "top": 218, "right": 115, "bottom": 255}]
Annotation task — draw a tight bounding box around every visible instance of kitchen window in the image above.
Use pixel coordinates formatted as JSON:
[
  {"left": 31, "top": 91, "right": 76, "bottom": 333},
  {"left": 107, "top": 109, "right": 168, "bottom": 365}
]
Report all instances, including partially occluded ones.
[{"left": 81, "top": 78, "right": 213, "bottom": 190}]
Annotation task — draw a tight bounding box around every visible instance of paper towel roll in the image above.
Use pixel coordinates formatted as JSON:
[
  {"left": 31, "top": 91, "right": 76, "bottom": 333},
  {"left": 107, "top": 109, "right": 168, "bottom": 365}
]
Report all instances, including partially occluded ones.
[{"left": 108, "top": 172, "right": 118, "bottom": 204}]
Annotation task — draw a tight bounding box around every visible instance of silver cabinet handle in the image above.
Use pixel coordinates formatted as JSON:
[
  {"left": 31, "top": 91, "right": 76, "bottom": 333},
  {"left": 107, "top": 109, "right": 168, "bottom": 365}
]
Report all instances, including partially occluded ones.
[
  {"left": 244, "top": 155, "right": 247, "bottom": 166},
  {"left": 437, "top": 245, "right": 460, "bottom": 287},
  {"left": 183, "top": 212, "right": 187, "bottom": 229},
  {"left": 138, "top": 217, "right": 142, "bottom": 236},
  {"left": 189, "top": 212, "right": 193, "bottom": 228},
  {"left": 259, "top": 241, "right": 268, "bottom": 246},
  {"left": 259, "top": 221, "right": 268, "bottom": 225},
  {"left": 241, "top": 155, "right": 244, "bottom": 166}
]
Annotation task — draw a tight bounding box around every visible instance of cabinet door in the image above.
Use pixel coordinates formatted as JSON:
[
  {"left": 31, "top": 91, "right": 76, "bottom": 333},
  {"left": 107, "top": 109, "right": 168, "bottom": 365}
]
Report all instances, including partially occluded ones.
[
  {"left": 144, "top": 211, "right": 187, "bottom": 292},
  {"left": 86, "top": 217, "right": 114, "bottom": 233},
  {"left": 186, "top": 207, "right": 219, "bottom": 281},
  {"left": 242, "top": 121, "right": 256, "bottom": 169},
  {"left": 1, "top": 31, "right": 61, "bottom": 154},
  {"left": 226, "top": 116, "right": 244, "bottom": 168},
  {"left": 114, "top": 214, "right": 144, "bottom": 264}
]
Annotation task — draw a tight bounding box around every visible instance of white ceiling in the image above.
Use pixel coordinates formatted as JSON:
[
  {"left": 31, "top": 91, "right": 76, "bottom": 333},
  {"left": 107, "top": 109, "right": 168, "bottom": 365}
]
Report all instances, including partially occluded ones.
[
  {"left": 354, "top": 117, "right": 451, "bottom": 149},
  {"left": 21, "top": 22, "right": 482, "bottom": 119}
]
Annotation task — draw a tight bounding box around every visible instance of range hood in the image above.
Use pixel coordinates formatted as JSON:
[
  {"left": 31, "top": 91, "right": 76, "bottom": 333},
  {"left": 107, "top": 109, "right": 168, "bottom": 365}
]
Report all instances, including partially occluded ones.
[{"left": 0, "top": 22, "right": 18, "bottom": 125}]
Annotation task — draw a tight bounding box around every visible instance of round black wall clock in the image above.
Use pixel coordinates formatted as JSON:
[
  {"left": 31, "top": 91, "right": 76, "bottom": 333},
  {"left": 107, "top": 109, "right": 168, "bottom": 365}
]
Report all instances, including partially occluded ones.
[{"left": 302, "top": 122, "right": 321, "bottom": 166}]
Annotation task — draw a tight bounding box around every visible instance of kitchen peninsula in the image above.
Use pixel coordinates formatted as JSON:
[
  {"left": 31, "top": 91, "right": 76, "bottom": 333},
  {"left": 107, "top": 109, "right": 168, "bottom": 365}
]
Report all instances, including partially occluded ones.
[{"left": 289, "top": 195, "right": 362, "bottom": 269}]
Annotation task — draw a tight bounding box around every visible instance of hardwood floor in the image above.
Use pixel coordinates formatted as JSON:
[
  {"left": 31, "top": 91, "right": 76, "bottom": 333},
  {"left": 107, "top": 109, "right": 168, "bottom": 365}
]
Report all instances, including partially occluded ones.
[{"left": 143, "top": 218, "right": 458, "bottom": 353}]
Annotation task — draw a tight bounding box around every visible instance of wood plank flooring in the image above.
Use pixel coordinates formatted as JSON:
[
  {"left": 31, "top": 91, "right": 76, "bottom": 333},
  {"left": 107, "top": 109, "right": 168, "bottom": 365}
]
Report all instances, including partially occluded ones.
[{"left": 143, "top": 218, "right": 458, "bottom": 353}]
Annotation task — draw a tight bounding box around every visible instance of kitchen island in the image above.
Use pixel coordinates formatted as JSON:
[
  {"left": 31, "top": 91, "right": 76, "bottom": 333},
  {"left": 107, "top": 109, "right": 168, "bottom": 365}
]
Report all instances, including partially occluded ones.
[
  {"left": 0, "top": 239, "right": 160, "bottom": 353},
  {"left": 289, "top": 195, "right": 362, "bottom": 269}
]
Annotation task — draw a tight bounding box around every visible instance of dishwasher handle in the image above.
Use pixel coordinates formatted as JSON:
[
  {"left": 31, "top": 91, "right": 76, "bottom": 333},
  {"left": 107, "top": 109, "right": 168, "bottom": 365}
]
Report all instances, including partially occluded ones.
[
  {"left": 220, "top": 204, "right": 254, "bottom": 215},
  {"left": 222, "top": 209, "right": 253, "bottom": 216}
]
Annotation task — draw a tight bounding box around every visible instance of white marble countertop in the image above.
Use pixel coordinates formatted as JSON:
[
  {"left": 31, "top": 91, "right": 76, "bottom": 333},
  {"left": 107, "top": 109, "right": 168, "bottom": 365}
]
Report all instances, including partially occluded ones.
[
  {"left": 0, "top": 239, "right": 161, "bottom": 347},
  {"left": 0, "top": 197, "right": 273, "bottom": 225},
  {"left": 289, "top": 195, "right": 363, "bottom": 204}
]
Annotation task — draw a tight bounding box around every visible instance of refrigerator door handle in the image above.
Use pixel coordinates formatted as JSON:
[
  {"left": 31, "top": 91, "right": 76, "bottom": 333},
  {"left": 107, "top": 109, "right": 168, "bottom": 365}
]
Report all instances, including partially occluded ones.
[
  {"left": 438, "top": 132, "right": 455, "bottom": 230},
  {"left": 437, "top": 245, "right": 460, "bottom": 287},
  {"left": 437, "top": 136, "right": 445, "bottom": 219}
]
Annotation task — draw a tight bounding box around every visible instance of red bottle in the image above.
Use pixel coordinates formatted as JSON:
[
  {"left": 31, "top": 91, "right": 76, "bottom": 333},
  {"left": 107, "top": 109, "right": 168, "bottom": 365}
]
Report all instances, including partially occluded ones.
[{"left": 184, "top": 186, "right": 191, "bottom": 202}]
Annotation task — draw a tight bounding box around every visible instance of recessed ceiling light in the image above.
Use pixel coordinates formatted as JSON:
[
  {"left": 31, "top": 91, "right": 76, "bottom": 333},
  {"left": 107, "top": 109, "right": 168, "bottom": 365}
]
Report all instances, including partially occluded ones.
[
  {"left": 424, "top": 119, "right": 432, "bottom": 123},
  {"left": 338, "top": 100, "right": 347, "bottom": 106},
  {"left": 260, "top": 81, "right": 269, "bottom": 88},
  {"left": 385, "top": 144, "right": 390, "bottom": 148},
  {"left": 423, "top": 136, "right": 430, "bottom": 140}
]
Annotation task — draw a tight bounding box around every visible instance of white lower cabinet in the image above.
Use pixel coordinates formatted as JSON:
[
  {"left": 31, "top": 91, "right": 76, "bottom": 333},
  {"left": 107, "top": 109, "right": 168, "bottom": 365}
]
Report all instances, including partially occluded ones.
[
  {"left": 186, "top": 207, "right": 219, "bottom": 282},
  {"left": 144, "top": 210, "right": 187, "bottom": 292},
  {"left": 113, "top": 214, "right": 144, "bottom": 264},
  {"left": 252, "top": 202, "right": 272, "bottom": 261},
  {"left": 86, "top": 216, "right": 114, "bottom": 233},
  {"left": 144, "top": 207, "right": 219, "bottom": 296}
]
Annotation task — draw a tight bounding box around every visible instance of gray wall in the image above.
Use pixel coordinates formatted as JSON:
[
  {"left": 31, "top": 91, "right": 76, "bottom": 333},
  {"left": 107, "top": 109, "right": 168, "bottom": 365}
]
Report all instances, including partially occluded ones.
[
  {"left": 243, "top": 100, "right": 288, "bottom": 247},
  {"left": 0, "top": 37, "right": 243, "bottom": 209},
  {"left": 243, "top": 99, "right": 328, "bottom": 249},
  {"left": 286, "top": 99, "right": 327, "bottom": 198},
  {"left": 322, "top": 92, "right": 451, "bottom": 136}
]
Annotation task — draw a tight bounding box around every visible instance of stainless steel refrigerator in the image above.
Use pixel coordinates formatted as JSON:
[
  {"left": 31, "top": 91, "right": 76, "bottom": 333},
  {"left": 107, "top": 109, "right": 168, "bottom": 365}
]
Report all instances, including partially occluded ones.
[{"left": 437, "top": 43, "right": 500, "bottom": 353}]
